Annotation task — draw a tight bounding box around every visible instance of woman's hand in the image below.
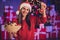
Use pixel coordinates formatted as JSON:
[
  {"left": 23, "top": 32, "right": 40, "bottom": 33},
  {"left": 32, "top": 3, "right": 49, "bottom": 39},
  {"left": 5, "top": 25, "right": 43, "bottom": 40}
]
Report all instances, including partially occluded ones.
[
  {"left": 5, "top": 22, "right": 21, "bottom": 36},
  {"left": 9, "top": 32, "right": 17, "bottom": 38},
  {"left": 5, "top": 23, "right": 21, "bottom": 33},
  {"left": 5, "top": 23, "right": 21, "bottom": 37},
  {"left": 41, "top": 2, "right": 47, "bottom": 10},
  {"left": 40, "top": 2, "right": 47, "bottom": 17}
]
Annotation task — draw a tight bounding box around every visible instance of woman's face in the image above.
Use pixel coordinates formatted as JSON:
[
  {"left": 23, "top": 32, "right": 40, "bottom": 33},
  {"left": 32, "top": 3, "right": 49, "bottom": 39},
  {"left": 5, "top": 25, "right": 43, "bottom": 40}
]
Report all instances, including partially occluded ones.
[{"left": 21, "top": 6, "right": 29, "bottom": 17}]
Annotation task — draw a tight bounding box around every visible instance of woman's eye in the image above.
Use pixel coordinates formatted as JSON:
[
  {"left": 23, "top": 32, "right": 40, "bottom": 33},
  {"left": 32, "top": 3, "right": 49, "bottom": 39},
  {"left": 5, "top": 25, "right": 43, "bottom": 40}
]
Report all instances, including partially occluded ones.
[
  {"left": 22, "top": 7, "right": 25, "bottom": 10},
  {"left": 22, "top": 7, "right": 29, "bottom": 11},
  {"left": 27, "top": 9, "right": 29, "bottom": 11}
]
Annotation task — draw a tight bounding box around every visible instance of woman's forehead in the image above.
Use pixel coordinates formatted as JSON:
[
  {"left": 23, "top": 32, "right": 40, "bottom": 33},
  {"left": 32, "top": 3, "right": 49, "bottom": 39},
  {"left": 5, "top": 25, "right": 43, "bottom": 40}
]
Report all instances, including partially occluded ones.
[{"left": 22, "top": 6, "right": 29, "bottom": 9}]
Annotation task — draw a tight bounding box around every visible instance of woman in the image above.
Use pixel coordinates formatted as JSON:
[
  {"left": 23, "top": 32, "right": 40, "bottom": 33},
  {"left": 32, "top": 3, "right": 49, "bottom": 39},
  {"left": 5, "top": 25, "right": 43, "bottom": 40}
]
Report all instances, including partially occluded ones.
[
  {"left": 5, "top": 2, "right": 47, "bottom": 40},
  {"left": 15, "top": 2, "right": 36, "bottom": 40},
  {"left": 15, "top": 2, "right": 47, "bottom": 40}
]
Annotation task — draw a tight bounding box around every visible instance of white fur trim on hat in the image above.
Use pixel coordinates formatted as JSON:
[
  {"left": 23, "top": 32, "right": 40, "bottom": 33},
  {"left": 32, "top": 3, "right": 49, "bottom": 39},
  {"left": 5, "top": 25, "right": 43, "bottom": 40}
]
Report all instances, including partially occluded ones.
[{"left": 20, "top": 3, "right": 31, "bottom": 12}]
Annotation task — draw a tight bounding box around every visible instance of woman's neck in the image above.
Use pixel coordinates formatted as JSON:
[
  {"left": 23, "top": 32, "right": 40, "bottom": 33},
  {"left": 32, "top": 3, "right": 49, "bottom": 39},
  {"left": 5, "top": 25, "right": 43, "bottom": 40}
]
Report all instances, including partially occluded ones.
[{"left": 22, "top": 16, "right": 26, "bottom": 20}]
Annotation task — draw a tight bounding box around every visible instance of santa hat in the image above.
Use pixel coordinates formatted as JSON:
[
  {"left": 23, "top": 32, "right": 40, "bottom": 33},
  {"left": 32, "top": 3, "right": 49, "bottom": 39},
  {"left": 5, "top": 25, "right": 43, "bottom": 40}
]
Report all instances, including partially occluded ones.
[
  {"left": 16, "top": 2, "right": 32, "bottom": 15},
  {"left": 20, "top": 2, "right": 31, "bottom": 12}
]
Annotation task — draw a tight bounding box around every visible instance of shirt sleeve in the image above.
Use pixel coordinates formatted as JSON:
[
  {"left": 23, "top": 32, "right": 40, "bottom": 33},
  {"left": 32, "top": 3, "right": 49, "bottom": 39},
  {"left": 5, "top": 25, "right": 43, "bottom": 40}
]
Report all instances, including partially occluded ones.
[{"left": 38, "top": 16, "right": 47, "bottom": 24}]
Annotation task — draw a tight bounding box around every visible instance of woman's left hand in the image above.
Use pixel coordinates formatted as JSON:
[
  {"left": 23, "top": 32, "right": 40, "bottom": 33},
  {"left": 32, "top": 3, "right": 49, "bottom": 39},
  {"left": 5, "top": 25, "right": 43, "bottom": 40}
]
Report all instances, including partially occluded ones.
[
  {"left": 41, "top": 2, "right": 47, "bottom": 10},
  {"left": 40, "top": 2, "right": 47, "bottom": 17}
]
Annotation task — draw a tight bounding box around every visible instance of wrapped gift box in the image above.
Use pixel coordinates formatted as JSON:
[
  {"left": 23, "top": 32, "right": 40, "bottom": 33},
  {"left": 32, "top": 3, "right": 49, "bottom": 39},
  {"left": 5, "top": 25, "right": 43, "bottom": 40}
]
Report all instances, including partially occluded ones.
[
  {"left": 51, "top": 32, "right": 56, "bottom": 38},
  {"left": 39, "top": 28, "right": 46, "bottom": 39},
  {"left": 58, "top": 29, "right": 60, "bottom": 38},
  {"left": 1, "top": 31, "right": 10, "bottom": 40},
  {"left": 4, "top": 6, "right": 16, "bottom": 23},
  {"left": 0, "top": 16, "right": 4, "bottom": 24},
  {"left": 1, "top": 25, "right": 10, "bottom": 40},
  {"left": 55, "top": 22, "right": 60, "bottom": 28},
  {"left": 39, "top": 33, "right": 46, "bottom": 39},
  {"left": 55, "top": 16, "right": 60, "bottom": 20},
  {"left": 40, "top": 28, "right": 46, "bottom": 32}
]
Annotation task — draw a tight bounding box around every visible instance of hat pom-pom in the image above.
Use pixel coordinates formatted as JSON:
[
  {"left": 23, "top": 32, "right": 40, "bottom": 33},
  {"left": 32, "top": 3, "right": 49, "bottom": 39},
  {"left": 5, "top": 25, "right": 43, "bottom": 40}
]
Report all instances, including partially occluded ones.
[{"left": 16, "top": 10, "right": 20, "bottom": 15}]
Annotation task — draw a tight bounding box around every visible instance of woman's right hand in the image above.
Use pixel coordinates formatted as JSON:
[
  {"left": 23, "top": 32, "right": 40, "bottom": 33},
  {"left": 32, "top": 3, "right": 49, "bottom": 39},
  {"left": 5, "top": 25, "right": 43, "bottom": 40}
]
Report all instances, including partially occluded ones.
[
  {"left": 5, "top": 23, "right": 21, "bottom": 32},
  {"left": 5, "top": 23, "right": 21, "bottom": 37}
]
